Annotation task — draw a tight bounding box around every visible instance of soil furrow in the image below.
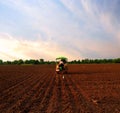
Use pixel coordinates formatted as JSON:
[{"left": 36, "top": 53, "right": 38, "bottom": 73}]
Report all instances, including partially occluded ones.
[
  {"left": 57, "top": 74, "right": 62, "bottom": 113},
  {"left": 68, "top": 75, "right": 100, "bottom": 113},
  {"left": 0, "top": 72, "right": 45, "bottom": 100},
  {"left": 63, "top": 75, "right": 78, "bottom": 113},
  {"left": 39, "top": 76, "right": 55, "bottom": 112},
  {"left": 0, "top": 74, "right": 36, "bottom": 103},
  {"left": 60, "top": 75, "right": 75, "bottom": 113},
  {"left": 46, "top": 74, "right": 62, "bottom": 113},
  {"left": 0, "top": 74, "right": 33, "bottom": 97},
  {"left": 30, "top": 73, "right": 55, "bottom": 112},
  {"left": 0, "top": 73, "right": 45, "bottom": 112},
  {"left": 7, "top": 73, "right": 48, "bottom": 113},
  {"left": 27, "top": 73, "right": 54, "bottom": 112},
  {"left": 19, "top": 73, "right": 52, "bottom": 113},
  {"left": 0, "top": 73, "right": 30, "bottom": 92}
]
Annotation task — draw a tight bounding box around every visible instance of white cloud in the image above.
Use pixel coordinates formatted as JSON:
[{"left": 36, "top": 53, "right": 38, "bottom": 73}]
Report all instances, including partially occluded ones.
[{"left": 0, "top": 33, "right": 78, "bottom": 61}]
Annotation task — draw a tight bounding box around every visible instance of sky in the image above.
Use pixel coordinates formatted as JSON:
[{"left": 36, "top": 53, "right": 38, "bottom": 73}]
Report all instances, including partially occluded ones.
[{"left": 0, "top": 0, "right": 120, "bottom": 61}]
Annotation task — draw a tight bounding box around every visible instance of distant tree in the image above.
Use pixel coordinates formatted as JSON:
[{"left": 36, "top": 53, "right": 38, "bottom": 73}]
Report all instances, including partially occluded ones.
[
  {"left": 50, "top": 61, "right": 56, "bottom": 64},
  {"left": 45, "top": 61, "right": 51, "bottom": 64},
  {"left": 34, "top": 60, "right": 39, "bottom": 64},
  {"left": 29, "top": 59, "right": 36, "bottom": 64},
  {"left": 6, "top": 61, "right": 12, "bottom": 64},
  {"left": 73, "top": 60, "right": 77, "bottom": 63},
  {"left": 24, "top": 60, "right": 30, "bottom": 64},
  {"left": 94, "top": 59, "right": 101, "bottom": 63},
  {"left": 81, "top": 59, "right": 86, "bottom": 64},
  {"left": 39, "top": 59, "right": 44, "bottom": 64},
  {"left": 0, "top": 59, "right": 3, "bottom": 65},
  {"left": 18, "top": 59, "right": 24, "bottom": 65},
  {"left": 114, "top": 58, "right": 120, "bottom": 63},
  {"left": 12, "top": 60, "right": 19, "bottom": 64},
  {"left": 77, "top": 60, "right": 81, "bottom": 64}
]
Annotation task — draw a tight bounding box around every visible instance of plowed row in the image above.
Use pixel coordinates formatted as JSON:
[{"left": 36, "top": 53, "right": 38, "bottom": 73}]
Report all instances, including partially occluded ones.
[{"left": 0, "top": 64, "right": 120, "bottom": 113}]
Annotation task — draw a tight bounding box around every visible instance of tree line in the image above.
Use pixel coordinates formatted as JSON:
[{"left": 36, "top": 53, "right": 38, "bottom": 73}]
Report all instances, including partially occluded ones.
[
  {"left": 0, "top": 58, "right": 120, "bottom": 65},
  {"left": 0, "top": 59, "right": 55, "bottom": 65},
  {"left": 69, "top": 58, "right": 120, "bottom": 64}
]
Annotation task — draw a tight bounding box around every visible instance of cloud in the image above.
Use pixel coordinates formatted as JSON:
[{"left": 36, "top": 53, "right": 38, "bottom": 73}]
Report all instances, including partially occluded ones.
[
  {"left": 0, "top": 33, "right": 79, "bottom": 61},
  {"left": 0, "top": 0, "right": 120, "bottom": 60}
]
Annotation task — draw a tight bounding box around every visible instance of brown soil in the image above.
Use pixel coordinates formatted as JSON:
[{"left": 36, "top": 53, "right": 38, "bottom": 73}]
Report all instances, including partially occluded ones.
[{"left": 0, "top": 64, "right": 120, "bottom": 113}]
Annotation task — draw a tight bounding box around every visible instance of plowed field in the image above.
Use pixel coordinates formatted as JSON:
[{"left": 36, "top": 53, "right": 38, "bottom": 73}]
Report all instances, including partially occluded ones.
[{"left": 0, "top": 64, "right": 120, "bottom": 113}]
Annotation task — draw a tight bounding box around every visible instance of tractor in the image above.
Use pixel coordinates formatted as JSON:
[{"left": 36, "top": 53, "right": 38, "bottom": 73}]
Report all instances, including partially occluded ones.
[{"left": 56, "top": 57, "right": 68, "bottom": 74}]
